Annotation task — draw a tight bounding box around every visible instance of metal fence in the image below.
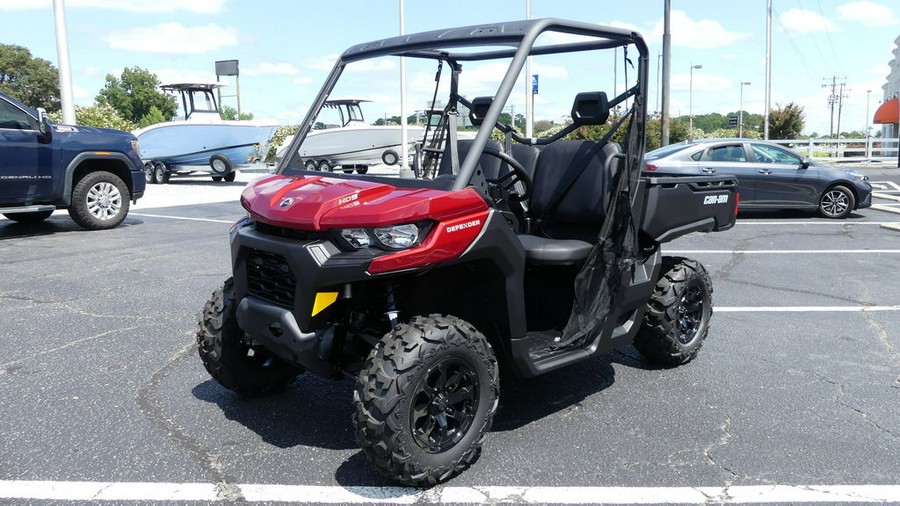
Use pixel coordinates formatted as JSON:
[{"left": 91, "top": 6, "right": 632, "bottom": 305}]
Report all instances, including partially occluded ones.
[{"left": 768, "top": 137, "right": 900, "bottom": 164}]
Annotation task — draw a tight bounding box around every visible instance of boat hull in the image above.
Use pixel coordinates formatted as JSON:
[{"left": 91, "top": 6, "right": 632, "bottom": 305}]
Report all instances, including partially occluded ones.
[
  {"left": 280, "top": 125, "right": 425, "bottom": 166},
  {"left": 135, "top": 122, "right": 277, "bottom": 168}
]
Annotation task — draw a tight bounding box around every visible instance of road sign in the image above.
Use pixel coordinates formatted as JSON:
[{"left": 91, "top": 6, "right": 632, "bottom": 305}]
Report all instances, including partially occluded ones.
[
  {"left": 728, "top": 115, "right": 738, "bottom": 127},
  {"left": 532, "top": 74, "right": 539, "bottom": 95}
]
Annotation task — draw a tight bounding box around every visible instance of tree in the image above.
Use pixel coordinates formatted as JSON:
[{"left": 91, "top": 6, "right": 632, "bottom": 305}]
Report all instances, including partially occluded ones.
[
  {"left": 768, "top": 102, "right": 805, "bottom": 140},
  {"left": 219, "top": 105, "right": 254, "bottom": 121},
  {"left": 0, "top": 44, "right": 61, "bottom": 112},
  {"left": 49, "top": 103, "right": 136, "bottom": 131},
  {"left": 96, "top": 67, "right": 177, "bottom": 126}
]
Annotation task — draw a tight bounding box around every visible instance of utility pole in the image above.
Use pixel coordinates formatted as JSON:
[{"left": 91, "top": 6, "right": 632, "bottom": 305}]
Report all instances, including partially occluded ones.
[
  {"left": 53, "top": 0, "right": 76, "bottom": 124},
  {"left": 822, "top": 76, "right": 846, "bottom": 138},
  {"left": 764, "top": 0, "right": 772, "bottom": 139},
  {"left": 661, "top": 0, "right": 671, "bottom": 146},
  {"left": 835, "top": 82, "right": 848, "bottom": 138}
]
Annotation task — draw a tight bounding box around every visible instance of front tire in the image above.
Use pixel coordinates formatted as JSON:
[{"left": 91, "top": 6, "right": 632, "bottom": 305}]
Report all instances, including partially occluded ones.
[
  {"left": 634, "top": 257, "right": 712, "bottom": 366},
  {"left": 197, "top": 278, "right": 301, "bottom": 396},
  {"left": 67, "top": 171, "right": 130, "bottom": 230},
  {"left": 353, "top": 315, "right": 499, "bottom": 486},
  {"left": 819, "top": 185, "right": 855, "bottom": 219}
]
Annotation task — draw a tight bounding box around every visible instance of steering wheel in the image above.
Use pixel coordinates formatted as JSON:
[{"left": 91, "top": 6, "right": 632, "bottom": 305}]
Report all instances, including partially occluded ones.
[{"left": 481, "top": 148, "right": 533, "bottom": 202}]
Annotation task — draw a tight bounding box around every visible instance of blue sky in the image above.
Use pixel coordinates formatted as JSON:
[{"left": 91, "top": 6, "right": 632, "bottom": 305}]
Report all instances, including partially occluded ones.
[{"left": 1, "top": 0, "right": 898, "bottom": 136}]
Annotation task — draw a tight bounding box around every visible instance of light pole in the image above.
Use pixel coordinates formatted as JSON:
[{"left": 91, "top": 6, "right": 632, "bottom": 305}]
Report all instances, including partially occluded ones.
[
  {"left": 689, "top": 63, "right": 702, "bottom": 129},
  {"left": 739, "top": 81, "right": 751, "bottom": 137},
  {"left": 865, "top": 89, "right": 872, "bottom": 159}
]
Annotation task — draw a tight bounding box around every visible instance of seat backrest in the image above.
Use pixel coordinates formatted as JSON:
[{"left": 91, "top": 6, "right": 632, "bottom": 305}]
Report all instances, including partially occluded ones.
[
  {"left": 437, "top": 139, "right": 503, "bottom": 178},
  {"left": 528, "top": 140, "right": 622, "bottom": 241}
]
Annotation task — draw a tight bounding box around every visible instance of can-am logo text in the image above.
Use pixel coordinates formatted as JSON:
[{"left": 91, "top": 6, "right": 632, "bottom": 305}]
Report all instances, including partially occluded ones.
[
  {"left": 446, "top": 219, "right": 482, "bottom": 233},
  {"left": 703, "top": 194, "right": 729, "bottom": 205},
  {"left": 279, "top": 197, "right": 294, "bottom": 208}
]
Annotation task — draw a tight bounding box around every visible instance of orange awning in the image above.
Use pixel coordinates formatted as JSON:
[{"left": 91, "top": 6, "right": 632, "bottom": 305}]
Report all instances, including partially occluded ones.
[{"left": 873, "top": 97, "right": 899, "bottom": 124}]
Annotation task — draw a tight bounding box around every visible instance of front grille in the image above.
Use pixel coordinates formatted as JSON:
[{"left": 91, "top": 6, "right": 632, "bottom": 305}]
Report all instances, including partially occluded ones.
[
  {"left": 245, "top": 249, "right": 296, "bottom": 308},
  {"left": 255, "top": 222, "right": 323, "bottom": 241}
]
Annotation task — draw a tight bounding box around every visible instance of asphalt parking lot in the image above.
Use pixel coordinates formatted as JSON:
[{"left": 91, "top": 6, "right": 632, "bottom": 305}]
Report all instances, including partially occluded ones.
[{"left": 1, "top": 166, "right": 899, "bottom": 505}]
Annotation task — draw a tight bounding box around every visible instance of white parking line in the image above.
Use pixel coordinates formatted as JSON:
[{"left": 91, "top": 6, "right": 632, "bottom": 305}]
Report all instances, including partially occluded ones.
[
  {"left": 2, "top": 481, "right": 899, "bottom": 503},
  {"left": 717, "top": 305, "right": 900, "bottom": 312},
  {"left": 667, "top": 249, "right": 900, "bottom": 254},
  {"left": 129, "top": 213, "right": 234, "bottom": 224}
]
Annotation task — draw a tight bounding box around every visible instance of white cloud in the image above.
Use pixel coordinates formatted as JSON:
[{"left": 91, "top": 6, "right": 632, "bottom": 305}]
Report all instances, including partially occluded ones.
[
  {"left": 671, "top": 72, "right": 733, "bottom": 93},
  {"left": 648, "top": 11, "right": 751, "bottom": 49},
  {"left": 105, "top": 23, "right": 238, "bottom": 54},
  {"left": 293, "top": 76, "right": 314, "bottom": 85},
  {"left": 305, "top": 55, "right": 341, "bottom": 72},
  {"left": 838, "top": 1, "right": 899, "bottom": 27},
  {"left": 779, "top": 8, "right": 840, "bottom": 36},
  {"left": 243, "top": 63, "right": 301, "bottom": 76},
  {"left": 0, "top": 0, "right": 224, "bottom": 12}
]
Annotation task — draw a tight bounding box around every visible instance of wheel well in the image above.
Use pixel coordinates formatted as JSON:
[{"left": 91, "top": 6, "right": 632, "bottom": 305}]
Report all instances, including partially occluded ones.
[
  {"left": 72, "top": 159, "right": 134, "bottom": 196},
  {"left": 399, "top": 260, "right": 511, "bottom": 354}
]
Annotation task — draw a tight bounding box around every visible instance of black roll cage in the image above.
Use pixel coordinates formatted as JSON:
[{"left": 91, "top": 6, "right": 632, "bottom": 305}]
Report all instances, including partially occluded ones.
[{"left": 278, "top": 18, "right": 649, "bottom": 194}]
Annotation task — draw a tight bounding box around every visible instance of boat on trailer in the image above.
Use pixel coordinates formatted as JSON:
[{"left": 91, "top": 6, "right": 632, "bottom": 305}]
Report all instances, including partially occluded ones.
[
  {"left": 276, "top": 99, "right": 424, "bottom": 174},
  {"left": 134, "top": 83, "right": 278, "bottom": 184}
]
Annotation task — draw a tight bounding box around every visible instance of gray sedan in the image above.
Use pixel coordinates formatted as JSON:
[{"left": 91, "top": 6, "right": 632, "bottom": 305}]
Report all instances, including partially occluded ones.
[{"left": 644, "top": 139, "right": 872, "bottom": 218}]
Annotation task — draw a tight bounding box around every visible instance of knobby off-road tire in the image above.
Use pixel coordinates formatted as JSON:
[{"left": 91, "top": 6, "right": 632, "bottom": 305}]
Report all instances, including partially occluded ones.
[
  {"left": 67, "top": 171, "right": 130, "bottom": 230},
  {"left": 197, "top": 278, "right": 301, "bottom": 396},
  {"left": 634, "top": 256, "right": 713, "bottom": 366},
  {"left": 353, "top": 314, "right": 499, "bottom": 486}
]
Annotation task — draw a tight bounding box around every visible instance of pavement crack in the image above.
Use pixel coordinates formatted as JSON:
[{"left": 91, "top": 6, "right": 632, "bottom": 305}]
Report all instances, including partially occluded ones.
[
  {"left": 703, "top": 415, "right": 739, "bottom": 480},
  {"left": 0, "top": 324, "right": 144, "bottom": 374},
  {"left": 812, "top": 371, "right": 899, "bottom": 439},
  {"left": 135, "top": 338, "right": 246, "bottom": 502}
]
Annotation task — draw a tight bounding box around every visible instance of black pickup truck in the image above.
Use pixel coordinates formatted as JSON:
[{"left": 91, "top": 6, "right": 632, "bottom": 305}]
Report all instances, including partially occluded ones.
[
  {"left": 196, "top": 19, "right": 738, "bottom": 486},
  {"left": 0, "top": 92, "right": 145, "bottom": 230}
]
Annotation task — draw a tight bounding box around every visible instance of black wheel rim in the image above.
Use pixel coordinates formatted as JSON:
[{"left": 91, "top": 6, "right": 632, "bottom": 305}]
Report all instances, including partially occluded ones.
[
  {"left": 675, "top": 283, "right": 705, "bottom": 344},
  {"left": 410, "top": 358, "right": 479, "bottom": 453}
]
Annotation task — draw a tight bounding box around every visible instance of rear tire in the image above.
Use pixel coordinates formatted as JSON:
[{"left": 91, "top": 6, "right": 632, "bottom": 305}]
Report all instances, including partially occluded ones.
[
  {"left": 353, "top": 314, "right": 498, "bottom": 486},
  {"left": 67, "top": 171, "right": 130, "bottom": 230},
  {"left": 3, "top": 210, "right": 53, "bottom": 223},
  {"left": 197, "top": 278, "right": 301, "bottom": 396},
  {"left": 224, "top": 171, "right": 236, "bottom": 182},
  {"left": 317, "top": 160, "right": 332, "bottom": 172},
  {"left": 634, "top": 257, "right": 712, "bottom": 366},
  {"left": 819, "top": 185, "right": 855, "bottom": 219}
]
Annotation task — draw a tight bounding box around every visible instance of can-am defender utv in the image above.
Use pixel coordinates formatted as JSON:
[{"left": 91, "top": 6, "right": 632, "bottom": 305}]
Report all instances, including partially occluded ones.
[{"left": 197, "top": 19, "right": 738, "bottom": 486}]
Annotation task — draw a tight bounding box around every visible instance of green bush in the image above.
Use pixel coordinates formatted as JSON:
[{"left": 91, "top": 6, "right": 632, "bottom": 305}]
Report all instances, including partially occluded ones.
[
  {"left": 48, "top": 103, "right": 137, "bottom": 131},
  {"left": 266, "top": 124, "right": 299, "bottom": 162}
]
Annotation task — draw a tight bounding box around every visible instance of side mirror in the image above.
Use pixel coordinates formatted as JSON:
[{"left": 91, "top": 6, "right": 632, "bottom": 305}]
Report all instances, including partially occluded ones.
[
  {"left": 36, "top": 108, "right": 52, "bottom": 144},
  {"left": 800, "top": 158, "right": 811, "bottom": 169}
]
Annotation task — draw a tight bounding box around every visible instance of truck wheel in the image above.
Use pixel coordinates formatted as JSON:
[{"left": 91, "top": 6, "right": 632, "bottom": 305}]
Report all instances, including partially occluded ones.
[
  {"left": 353, "top": 314, "right": 498, "bottom": 486},
  {"left": 152, "top": 162, "right": 169, "bottom": 184},
  {"left": 819, "top": 185, "right": 855, "bottom": 219},
  {"left": 197, "top": 278, "right": 301, "bottom": 396},
  {"left": 634, "top": 257, "right": 712, "bottom": 366},
  {"left": 67, "top": 171, "right": 130, "bottom": 230},
  {"left": 3, "top": 211, "right": 53, "bottom": 223}
]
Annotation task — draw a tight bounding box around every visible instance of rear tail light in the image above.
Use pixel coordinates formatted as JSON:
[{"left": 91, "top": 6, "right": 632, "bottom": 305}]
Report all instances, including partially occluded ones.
[
  {"left": 734, "top": 193, "right": 740, "bottom": 216},
  {"left": 645, "top": 163, "right": 658, "bottom": 172}
]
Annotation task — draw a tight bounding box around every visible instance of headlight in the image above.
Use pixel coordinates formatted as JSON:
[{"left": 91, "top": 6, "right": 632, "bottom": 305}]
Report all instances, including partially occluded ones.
[
  {"left": 340, "top": 228, "right": 372, "bottom": 249},
  {"left": 374, "top": 223, "right": 420, "bottom": 249},
  {"left": 131, "top": 139, "right": 140, "bottom": 153},
  {"left": 336, "top": 222, "right": 428, "bottom": 251}
]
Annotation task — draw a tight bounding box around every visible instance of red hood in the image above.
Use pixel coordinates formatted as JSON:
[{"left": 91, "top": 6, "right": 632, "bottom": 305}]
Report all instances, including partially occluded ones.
[{"left": 241, "top": 175, "right": 488, "bottom": 229}]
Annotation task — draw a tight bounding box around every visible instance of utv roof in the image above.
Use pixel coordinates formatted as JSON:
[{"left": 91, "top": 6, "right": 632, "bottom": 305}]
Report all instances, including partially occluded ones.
[{"left": 341, "top": 18, "right": 647, "bottom": 63}]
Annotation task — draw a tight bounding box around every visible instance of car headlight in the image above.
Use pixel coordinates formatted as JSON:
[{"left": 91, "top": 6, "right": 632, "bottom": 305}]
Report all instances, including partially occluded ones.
[
  {"left": 374, "top": 223, "right": 420, "bottom": 250},
  {"left": 131, "top": 138, "right": 140, "bottom": 153},
  {"left": 847, "top": 171, "right": 868, "bottom": 181}
]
